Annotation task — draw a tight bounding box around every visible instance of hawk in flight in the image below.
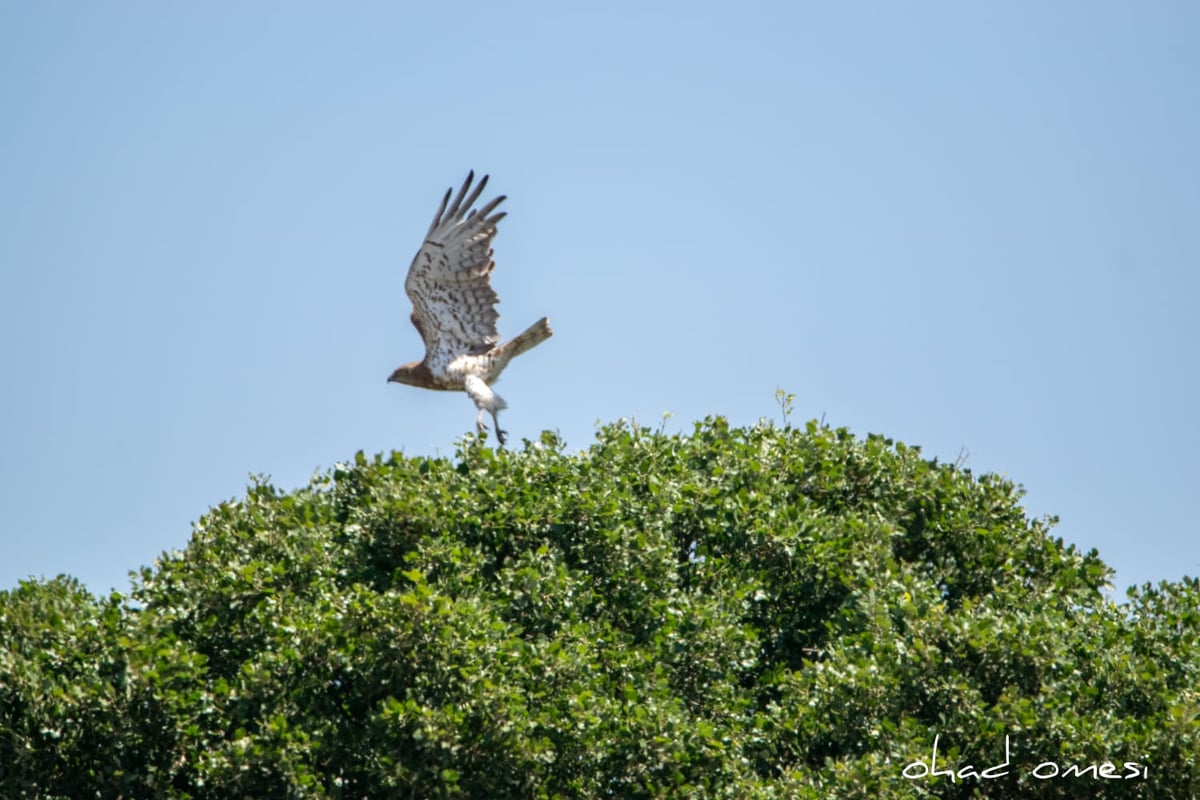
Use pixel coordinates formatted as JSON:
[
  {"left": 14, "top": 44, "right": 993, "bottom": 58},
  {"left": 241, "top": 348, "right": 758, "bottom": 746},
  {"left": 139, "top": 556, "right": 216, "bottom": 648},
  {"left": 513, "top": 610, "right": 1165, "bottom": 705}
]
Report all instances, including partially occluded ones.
[{"left": 388, "top": 171, "right": 553, "bottom": 445}]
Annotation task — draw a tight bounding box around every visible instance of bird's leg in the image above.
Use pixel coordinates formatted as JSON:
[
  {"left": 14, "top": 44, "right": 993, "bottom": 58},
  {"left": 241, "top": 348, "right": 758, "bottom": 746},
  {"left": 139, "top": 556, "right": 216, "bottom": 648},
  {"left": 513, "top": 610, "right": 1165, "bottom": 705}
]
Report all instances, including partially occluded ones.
[
  {"left": 465, "top": 375, "right": 506, "bottom": 446},
  {"left": 491, "top": 408, "right": 507, "bottom": 446}
]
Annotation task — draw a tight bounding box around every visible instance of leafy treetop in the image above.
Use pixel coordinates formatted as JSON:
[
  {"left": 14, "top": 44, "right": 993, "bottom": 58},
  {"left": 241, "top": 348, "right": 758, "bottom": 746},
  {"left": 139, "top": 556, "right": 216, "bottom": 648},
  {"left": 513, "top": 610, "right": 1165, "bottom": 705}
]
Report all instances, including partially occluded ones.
[{"left": 2, "top": 415, "right": 1197, "bottom": 799}]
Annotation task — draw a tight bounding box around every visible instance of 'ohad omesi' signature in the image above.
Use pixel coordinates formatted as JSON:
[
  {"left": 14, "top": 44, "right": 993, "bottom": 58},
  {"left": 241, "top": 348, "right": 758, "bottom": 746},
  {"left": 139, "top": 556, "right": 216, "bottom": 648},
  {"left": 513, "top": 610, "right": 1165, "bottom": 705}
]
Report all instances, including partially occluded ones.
[{"left": 902, "top": 735, "right": 1148, "bottom": 782}]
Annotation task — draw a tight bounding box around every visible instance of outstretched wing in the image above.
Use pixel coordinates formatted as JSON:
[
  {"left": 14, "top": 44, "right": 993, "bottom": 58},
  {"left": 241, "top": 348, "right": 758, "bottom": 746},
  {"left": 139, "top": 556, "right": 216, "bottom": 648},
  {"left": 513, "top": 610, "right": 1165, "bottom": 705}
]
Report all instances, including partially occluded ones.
[{"left": 405, "top": 171, "right": 507, "bottom": 361}]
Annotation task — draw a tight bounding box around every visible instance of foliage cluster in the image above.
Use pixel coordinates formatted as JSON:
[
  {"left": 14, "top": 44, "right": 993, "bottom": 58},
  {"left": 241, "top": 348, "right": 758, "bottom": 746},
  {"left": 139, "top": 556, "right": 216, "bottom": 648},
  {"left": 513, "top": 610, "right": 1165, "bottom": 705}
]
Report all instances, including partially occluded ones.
[{"left": 2, "top": 415, "right": 1198, "bottom": 798}]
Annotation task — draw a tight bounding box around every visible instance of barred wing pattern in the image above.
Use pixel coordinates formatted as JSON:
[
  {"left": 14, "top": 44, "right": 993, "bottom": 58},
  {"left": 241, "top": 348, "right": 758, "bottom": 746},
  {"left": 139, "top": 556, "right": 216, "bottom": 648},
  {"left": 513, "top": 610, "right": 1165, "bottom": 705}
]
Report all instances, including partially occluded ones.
[{"left": 405, "top": 171, "right": 507, "bottom": 363}]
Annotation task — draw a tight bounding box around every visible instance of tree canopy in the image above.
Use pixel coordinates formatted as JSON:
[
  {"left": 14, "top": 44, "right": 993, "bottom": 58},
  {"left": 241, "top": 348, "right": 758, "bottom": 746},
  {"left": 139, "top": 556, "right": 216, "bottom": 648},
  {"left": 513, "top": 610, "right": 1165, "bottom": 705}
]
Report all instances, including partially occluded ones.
[{"left": 2, "top": 414, "right": 1198, "bottom": 798}]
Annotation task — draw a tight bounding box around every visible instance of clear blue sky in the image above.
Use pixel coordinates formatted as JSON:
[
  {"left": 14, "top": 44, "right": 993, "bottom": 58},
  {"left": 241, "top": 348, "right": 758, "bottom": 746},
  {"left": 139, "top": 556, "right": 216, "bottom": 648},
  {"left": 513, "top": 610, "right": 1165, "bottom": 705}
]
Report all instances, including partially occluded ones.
[{"left": 2, "top": 3, "right": 1197, "bottom": 597}]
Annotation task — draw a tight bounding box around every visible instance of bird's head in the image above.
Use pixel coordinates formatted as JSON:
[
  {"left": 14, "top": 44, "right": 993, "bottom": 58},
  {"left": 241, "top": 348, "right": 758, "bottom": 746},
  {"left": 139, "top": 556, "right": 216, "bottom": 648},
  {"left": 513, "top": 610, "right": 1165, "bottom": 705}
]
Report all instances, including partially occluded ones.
[{"left": 387, "top": 361, "right": 433, "bottom": 388}]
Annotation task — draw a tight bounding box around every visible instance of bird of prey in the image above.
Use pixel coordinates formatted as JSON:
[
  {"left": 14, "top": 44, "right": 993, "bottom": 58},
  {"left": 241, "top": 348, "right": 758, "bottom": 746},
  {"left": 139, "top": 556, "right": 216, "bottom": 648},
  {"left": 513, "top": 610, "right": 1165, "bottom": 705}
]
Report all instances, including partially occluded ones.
[{"left": 387, "top": 171, "right": 553, "bottom": 445}]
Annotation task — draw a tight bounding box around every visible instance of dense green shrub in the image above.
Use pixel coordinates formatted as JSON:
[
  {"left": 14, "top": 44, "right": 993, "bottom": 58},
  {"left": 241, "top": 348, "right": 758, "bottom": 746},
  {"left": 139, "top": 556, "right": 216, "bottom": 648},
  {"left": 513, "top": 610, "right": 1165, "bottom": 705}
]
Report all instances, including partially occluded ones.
[{"left": 2, "top": 415, "right": 1197, "bottom": 798}]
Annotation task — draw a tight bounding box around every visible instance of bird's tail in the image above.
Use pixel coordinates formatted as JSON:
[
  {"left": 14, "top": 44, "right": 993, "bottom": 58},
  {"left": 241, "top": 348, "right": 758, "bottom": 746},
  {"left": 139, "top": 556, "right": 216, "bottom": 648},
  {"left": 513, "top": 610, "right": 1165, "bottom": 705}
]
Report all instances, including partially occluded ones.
[{"left": 500, "top": 317, "right": 553, "bottom": 360}]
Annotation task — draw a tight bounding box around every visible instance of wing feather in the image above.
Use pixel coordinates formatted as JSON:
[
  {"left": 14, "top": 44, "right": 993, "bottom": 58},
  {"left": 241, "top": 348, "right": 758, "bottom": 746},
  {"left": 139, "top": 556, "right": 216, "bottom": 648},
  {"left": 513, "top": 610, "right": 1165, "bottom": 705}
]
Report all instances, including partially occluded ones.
[{"left": 406, "top": 171, "right": 507, "bottom": 360}]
